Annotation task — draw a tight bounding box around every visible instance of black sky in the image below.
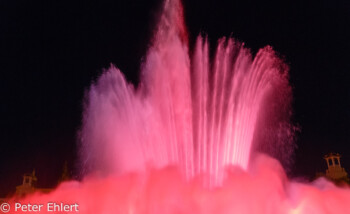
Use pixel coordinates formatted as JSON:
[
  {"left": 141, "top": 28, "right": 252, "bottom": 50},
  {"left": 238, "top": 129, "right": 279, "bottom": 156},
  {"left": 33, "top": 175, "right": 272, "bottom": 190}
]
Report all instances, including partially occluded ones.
[{"left": 1, "top": 0, "right": 349, "bottom": 196}]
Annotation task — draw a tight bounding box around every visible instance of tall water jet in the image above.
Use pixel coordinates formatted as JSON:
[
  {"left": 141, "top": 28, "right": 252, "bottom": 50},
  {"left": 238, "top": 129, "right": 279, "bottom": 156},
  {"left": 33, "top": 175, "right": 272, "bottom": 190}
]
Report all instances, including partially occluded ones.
[{"left": 79, "top": 0, "right": 293, "bottom": 186}]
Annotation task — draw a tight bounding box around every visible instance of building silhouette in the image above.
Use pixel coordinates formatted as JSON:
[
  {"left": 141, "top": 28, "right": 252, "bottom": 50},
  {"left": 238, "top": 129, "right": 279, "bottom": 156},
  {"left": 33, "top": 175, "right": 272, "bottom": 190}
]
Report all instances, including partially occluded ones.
[
  {"left": 15, "top": 170, "right": 52, "bottom": 197},
  {"left": 14, "top": 162, "right": 71, "bottom": 197},
  {"left": 323, "top": 153, "right": 349, "bottom": 184}
]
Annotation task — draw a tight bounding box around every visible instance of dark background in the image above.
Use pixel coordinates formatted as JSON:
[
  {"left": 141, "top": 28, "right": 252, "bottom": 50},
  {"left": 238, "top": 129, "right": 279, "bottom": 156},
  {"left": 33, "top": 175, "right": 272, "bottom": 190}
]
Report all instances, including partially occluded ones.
[{"left": 1, "top": 0, "right": 349, "bottom": 196}]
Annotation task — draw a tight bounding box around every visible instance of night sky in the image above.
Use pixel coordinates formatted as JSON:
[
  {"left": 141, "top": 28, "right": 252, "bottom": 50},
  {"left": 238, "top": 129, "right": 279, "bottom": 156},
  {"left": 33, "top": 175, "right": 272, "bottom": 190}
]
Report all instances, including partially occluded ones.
[{"left": 1, "top": 0, "right": 349, "bottom": 196}]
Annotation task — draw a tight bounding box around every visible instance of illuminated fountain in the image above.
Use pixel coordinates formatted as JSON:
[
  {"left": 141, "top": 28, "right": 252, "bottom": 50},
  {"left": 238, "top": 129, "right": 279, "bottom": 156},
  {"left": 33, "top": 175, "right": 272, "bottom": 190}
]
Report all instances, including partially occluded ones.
[
  {"left": 79, "top": 0, "right": 293, "bottom": 187},
  {"left": 9, "top": 0, "right": 350, "bottom": 213}
]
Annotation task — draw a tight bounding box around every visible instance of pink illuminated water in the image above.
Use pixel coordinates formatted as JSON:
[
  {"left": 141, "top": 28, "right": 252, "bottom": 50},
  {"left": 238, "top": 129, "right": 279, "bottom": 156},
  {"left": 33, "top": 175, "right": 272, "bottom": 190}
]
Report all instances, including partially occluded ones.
[
  {"left": 8, "top": 0, "right": 350, "bottom": 213},
  {"left": 79, "top": 0, "right": 292, "bottom": 186}
]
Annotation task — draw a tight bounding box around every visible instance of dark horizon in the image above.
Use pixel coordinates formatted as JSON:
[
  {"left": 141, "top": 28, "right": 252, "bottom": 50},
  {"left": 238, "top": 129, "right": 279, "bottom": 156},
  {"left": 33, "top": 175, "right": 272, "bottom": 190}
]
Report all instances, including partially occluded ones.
[{"left": 1, "top": 0, "right": 349, "bottom": 197}]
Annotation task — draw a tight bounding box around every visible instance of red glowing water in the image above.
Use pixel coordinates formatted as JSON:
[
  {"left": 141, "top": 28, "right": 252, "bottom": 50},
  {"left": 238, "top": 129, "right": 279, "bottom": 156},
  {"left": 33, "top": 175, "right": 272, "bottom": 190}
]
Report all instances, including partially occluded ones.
[
  {"left": 8, "top": 155, "right": 350, "bottom": 214},
  {"left": 8, "top": 0, "right": 350, "bottom": 213}
]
